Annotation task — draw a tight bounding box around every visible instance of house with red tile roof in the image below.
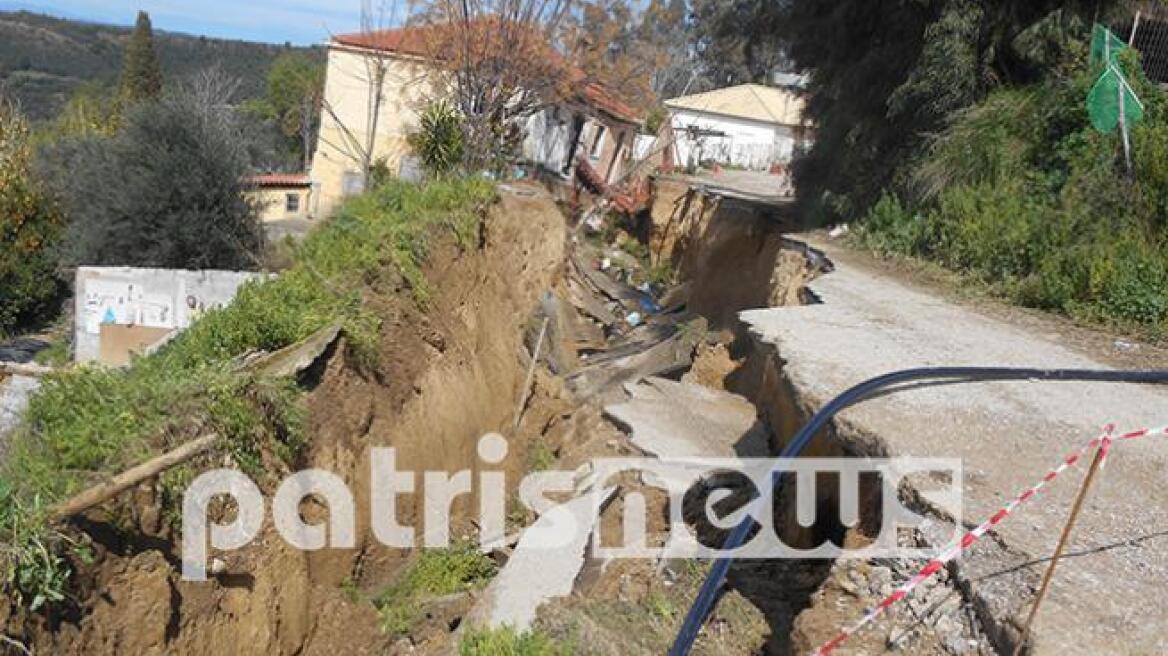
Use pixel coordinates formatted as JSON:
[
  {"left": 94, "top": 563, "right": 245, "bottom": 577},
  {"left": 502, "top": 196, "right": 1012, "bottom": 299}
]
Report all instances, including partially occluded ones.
[
  {"left": 309, "top": 20, "right": 641, "bottom": 217},
  {"left": 247, "top": 173, "right": 315, "bottom": 222}
]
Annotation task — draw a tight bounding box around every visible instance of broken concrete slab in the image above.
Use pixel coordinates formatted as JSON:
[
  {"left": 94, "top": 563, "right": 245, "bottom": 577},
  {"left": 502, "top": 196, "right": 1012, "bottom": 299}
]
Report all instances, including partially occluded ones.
[
  {"left": 604, "top": 377, "right": 769, "bottom": 459},
  {"left": 243, "top": 323, "right": 342, "bottom": 378},
  {"left": 464, "top": 487, "right": 618, "bottom": 631}
]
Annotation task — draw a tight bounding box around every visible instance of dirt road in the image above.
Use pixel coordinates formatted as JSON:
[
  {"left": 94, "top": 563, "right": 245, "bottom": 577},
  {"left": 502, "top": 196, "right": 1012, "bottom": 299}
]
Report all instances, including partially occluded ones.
[{"left": 742, "top": 235, "right": 1168, "bottom": 655}]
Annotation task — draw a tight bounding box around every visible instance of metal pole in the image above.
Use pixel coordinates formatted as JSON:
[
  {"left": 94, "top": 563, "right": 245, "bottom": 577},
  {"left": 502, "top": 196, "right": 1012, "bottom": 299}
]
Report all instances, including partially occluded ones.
[
  {"left": 1130, "top": 10, "right": 1142, "bottom": 46},
  {"left": 512, "top": 316, "right": 549, "bottom": 433},
  {"left": 1011, "top": 440, "right": 1109, "bottom": 656},
  {"left": 1119, "top": 69, "right": 1133, "bottom": 175}
]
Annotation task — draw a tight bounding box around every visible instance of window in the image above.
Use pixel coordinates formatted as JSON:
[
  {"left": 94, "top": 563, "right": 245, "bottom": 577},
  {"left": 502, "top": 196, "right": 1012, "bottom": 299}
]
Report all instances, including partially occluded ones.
[
  {"left": 342, "top": 171, "right": 365, "bottom": 196},
  {"left": 590, "top": 125, "right": 606, "bottom": 159},
  {"left": 285, "top": 193, "right": 300, "bottom": 214}
]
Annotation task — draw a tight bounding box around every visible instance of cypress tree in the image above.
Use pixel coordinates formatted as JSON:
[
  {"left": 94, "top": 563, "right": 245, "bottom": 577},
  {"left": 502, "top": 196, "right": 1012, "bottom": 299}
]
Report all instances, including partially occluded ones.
[{"left": 120, "top": 11, "right": 163, "bottom": 104}]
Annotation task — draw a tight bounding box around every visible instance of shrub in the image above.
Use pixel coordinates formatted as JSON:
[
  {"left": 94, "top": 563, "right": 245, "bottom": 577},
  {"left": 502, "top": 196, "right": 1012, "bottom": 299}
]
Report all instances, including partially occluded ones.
[
  {"left": 38, "top": 78, "right": 263, "bottom": 270},
  {"left": 0, "top": 103, "right": 65, "bottom": 335},
  {"left": 856, "top": 53, "right": 1168, "bottom": 337},
  {"left": 409, "top": 100, "right": 466, "bottom": 178},
  {"left": 853, "top": 193, "right": 922, "bottom": 256}
]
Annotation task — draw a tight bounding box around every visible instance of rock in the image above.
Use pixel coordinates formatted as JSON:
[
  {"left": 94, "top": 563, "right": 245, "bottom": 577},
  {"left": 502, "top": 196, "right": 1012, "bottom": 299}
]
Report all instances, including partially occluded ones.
[
  {"left": 868, "top": 565, "right": 893, "bottom": 596},
  {"left": 943, "top": 630, "right": 971, "bottom": 648}
]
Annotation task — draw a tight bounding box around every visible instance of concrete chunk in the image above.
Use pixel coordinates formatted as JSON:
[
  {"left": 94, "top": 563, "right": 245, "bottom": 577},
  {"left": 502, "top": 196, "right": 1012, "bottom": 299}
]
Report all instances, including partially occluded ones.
[
  {"left": 604, "top": 377, "right": 769, "bottom": 459},
  {"left": 465, "top": 487, "right": 617, "bottom": 631}
]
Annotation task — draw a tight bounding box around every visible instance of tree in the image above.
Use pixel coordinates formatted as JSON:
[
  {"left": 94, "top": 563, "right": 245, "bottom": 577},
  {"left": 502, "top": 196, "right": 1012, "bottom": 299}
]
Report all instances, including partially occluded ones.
[
  {"left": 691, "top": 0, "right": 786, "bottom": 89},
  {"left": 120, "top": 10, "right": 164, "bottom": 104},
  {"left": 408, "top": 0, "right": 654, "bottom": 173},
  {"left": 412, "top": 0, "right": 577, "bottom": 173},
  {"left": 40, "top": 73, "right": 263, "bottom": 270},
  {"left": 0, "top": 102, "right": 64, "bottom": 335},
  {"left": 310, "top": 0, "right": 407, "bottom": 191},
  {"left": 43, "top": 82, "right": 121, "bottom": 141},
  {"left": 764, "top": 0, "right": 1123, "bottom": 221},
  {"left": 254, "top": 51, "right": 324, "bottom": 169},
  {"left": 638, "top": 0, "right": 694, "bottom": 99},
  {"left": 572, "top": 0, "right": 669, "bottom": 111}
]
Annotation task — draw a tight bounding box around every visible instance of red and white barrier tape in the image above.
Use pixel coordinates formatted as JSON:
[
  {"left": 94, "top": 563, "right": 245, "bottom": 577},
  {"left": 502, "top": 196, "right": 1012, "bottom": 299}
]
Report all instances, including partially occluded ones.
[{"left": 812, "top": 424, "right": 1168, "bottom": 656}]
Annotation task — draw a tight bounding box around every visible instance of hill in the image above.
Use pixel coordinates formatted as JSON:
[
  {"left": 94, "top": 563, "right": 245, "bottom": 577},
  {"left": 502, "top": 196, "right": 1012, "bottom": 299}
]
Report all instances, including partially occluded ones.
[{"left": 0, "top": 10, "right": 320, "bottom": 121}]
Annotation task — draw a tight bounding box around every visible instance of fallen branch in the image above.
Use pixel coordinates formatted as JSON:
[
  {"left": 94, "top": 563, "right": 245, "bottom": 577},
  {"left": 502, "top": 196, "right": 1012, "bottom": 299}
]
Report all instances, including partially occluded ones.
[{"left": 50, "top": 434, "right": 218, "bottom": 520}]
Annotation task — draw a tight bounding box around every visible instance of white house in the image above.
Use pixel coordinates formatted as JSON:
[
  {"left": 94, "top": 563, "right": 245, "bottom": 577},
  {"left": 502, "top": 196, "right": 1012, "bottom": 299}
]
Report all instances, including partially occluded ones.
[{"left": 664, "top": 83, "right": 812, "bottom": 171}]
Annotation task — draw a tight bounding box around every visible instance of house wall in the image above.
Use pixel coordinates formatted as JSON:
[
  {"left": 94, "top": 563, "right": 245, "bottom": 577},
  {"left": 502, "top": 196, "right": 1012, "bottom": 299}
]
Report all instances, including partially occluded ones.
[
  {"left": 312, "top": 43, "right": 638, "bottom": 212},
  {"left": 251, "top": 186, "right": 314, "bottom": 222},
  {"left": 579, "top": 116, "right": 634, "bottom": 183},
  {"left": 523, "top": 107, "right": 574, "bottom": 173},
  {"left": 667, "top": 108, "right": 804, "bottom": 171},
  {"left": 310, "top": 46, "right": 440, "bottom": 218},
  {"left": 74, "top": 267, "right": 267, "bottom": 364}
]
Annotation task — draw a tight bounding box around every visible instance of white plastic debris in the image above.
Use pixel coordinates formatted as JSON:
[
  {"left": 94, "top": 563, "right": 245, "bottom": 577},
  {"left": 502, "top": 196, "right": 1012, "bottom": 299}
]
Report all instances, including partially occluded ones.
[{"left": 828, "top": 223, "right": 850, "bottom": 238}]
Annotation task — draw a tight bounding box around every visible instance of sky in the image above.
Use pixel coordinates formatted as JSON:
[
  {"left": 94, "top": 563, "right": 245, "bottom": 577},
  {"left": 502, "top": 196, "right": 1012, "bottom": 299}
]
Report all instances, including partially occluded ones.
[{"left": 0, "top": 0, "right": 381, "bottom": 45}]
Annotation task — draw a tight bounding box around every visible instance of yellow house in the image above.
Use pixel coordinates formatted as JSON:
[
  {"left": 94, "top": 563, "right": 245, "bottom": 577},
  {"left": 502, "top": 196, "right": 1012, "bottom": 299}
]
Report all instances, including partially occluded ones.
[
  {"left": 248, "top": 173, "right": 315, "bottom": 222},
  {"left": 310, "top": 24, "right": 641, "bottom": 218}
]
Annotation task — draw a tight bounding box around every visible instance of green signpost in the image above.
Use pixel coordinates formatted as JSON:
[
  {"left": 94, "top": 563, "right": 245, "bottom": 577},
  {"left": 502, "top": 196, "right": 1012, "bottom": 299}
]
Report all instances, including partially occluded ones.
[{"left": 1087, "top": 24, "right": 1145, "bottom": 173}]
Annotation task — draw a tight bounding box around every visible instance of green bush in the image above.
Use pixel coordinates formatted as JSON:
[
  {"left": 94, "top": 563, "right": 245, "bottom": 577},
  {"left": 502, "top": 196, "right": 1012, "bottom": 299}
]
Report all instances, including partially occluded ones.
[
  {"left": 375, "top": 543, "right": 497, "bottom": 636},
  {"left": 459, "top": 627, "right": 572, "bottom": 656},
  {"left": 0, "top": 103, "right": 65, "bottom": 336},
  {"left": 856, "top": 53, "right": 1168, "bottom": 337},
  {"left": 409, "top": 100, "right": 466, "bottom": 178}
]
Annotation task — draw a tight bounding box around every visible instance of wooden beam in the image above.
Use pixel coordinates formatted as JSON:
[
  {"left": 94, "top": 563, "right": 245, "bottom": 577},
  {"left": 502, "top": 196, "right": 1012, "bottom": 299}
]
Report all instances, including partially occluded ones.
[{"left": 50, "top": 433, "right": 218, "bottom": 520}]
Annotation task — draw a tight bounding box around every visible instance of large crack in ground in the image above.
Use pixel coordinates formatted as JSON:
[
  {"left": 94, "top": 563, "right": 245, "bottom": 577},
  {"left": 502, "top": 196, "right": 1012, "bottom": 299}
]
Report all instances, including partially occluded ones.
[{"left": 8, "top": 179, "right": 996, "bottom": 656}]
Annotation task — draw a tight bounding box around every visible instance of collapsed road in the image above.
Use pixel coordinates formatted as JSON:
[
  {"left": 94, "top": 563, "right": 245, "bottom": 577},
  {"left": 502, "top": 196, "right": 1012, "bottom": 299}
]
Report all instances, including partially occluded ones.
[
  {"left": 6, "top": 173, "right": 1167, "bottom": 656},
  {"left": 737, "top": 235, "right": 1168, "bottom": 655}
]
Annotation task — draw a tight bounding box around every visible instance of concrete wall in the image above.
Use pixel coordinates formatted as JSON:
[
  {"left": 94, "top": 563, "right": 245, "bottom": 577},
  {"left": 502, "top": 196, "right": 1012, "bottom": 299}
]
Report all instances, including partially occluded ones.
[
  {"left": 310, "top": 46, "right": 440, "bottom": 218},
  {"left": 74, "top": 267, "right": 266, "bottom": 364},
  {"left": 251, "top": 186, "right": 315, "bottom": 222},
  {"left": 668, "top": 109, "right": 805, "bottom": 171},
  {"left": 523, "top": 107, "right": 574, "bottom": 173}
]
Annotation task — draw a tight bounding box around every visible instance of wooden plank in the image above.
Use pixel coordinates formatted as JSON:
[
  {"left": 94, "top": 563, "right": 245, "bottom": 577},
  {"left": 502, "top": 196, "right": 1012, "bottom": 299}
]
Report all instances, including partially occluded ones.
[
  {"left": 569, "top": 252, "right": 642, "bottom": 308},
  {"left": 566, "top": 278, "right": 618, "bottom": 326}
]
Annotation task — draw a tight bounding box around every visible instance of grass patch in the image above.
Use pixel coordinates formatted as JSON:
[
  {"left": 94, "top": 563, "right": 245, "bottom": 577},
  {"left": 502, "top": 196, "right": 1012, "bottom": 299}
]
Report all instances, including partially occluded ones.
[
  {"left": 375, "top": 542, "right": 497, "bottom": 636},
  {"left": 459, "top": 626, "right": 573, "bottom": 656},
  {"left": 526, "top": 439, "right": 556, "bottom": 472},
  {"left": 0, "top": 178, "right": 497, "bottom": 612},
  {"left": 31, "top": 337, "right": 69, "bottom": 367}
]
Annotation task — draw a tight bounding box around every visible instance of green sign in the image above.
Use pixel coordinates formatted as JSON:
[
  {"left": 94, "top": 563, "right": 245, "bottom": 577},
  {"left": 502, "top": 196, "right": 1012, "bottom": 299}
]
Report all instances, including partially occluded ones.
[
  {"left": 1090, "top": 24, "right": 1127, "bottom": 68},
  {"left": 1088, "top": 65, "right": 1145, "bottom": 133}
]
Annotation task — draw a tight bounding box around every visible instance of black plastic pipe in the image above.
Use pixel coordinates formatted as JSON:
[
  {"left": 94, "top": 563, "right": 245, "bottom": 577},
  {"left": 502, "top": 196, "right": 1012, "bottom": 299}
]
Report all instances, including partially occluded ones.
[{"left": 669, "top": 367, "right": 1168, "bottom": 656}]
